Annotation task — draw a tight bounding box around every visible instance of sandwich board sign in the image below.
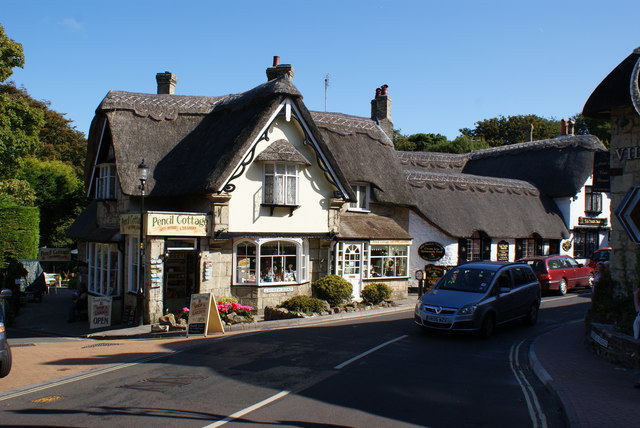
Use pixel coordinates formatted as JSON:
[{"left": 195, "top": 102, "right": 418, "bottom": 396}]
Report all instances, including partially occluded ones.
[{"left": 187, "top": 293, "right": 224, "bottom": 337}]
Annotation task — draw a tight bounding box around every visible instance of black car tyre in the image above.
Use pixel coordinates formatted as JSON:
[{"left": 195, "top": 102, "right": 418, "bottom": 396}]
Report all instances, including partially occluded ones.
[
  {"left": 479, "top": 313, "right": 495, "bottom": 339},
  {"left": 0, "top": 341, "right": 11, "bottom": 378},
  {"left": 558, "top": 278, "right": 568, "bottom": 296},
  {"left": 523, "top": 303, "right": 539, "bottom": 326}
]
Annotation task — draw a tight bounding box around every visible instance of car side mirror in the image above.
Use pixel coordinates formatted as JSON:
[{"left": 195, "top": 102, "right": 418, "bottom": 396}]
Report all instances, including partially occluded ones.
[{"left": 0, "top": 288, "right": 12, "bottom": 299}]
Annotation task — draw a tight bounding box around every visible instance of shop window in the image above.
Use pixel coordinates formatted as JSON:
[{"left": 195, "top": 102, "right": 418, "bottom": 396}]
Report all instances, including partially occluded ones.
[
  {"left": 87, "top": 242, "right": 120, "bottom": 296},
  {"left": 126, "top": 236, "right": 140, "bottom": 293},
  {"left": 458, "top": 231, "right": 491, "bottom": 263},
  {"left": 515, "top": 234, "right": 543, "bottom": 259},
  {"left": 348, "top": 184, "right": 370, "bottom": 211},
  {"left": 574, "top": 230, "right": 599, "bottom": 259},
  {"left": 263, "top": 163, "right": 298, "bottom": 205},
  {"left": 369, "top": 245, "right": 408, "bottom": 277},
  {"left": 234, "top": 239, "right": 306, "bottom": 285},
  {"left": 585, "top": 186, "right": 602, "bottom": 214},
  {"left": 95, "top": 163, "right": 116, "bottom": 200}
]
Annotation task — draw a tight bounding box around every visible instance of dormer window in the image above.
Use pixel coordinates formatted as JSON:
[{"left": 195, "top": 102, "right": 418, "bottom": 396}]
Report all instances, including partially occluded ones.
[
  {"left": 96, "top": 163, "right": 116, "bottom": 200},
  {"left": 263, "top": 163, "right": 298, "bottom": 205},
  {"left": 349, "top": 184, "right": 370, "bottom": 211}
]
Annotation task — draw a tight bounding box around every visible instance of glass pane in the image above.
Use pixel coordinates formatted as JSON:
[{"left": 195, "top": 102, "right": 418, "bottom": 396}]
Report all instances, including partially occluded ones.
[
  {"left": 275, "top": 176, "right": 284, "bottom": 204},
  {"left": 371, "top": 246, "right": 388, "bottom": 257},
  {"left": 264, "top": 176, "right": 274, "bottom": 203},
  {"left": 281, "top": 241, "right": 296, "bottom": 255},
  {"left": 286, "top": 176, "right": 297, "bottom": 204},
  {"left": 264, "top": 163, "right": 274, "bottom": 174}
]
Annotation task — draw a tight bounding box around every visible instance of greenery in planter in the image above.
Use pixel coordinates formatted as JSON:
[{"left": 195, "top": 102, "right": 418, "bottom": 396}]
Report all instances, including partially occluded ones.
[
  {"left": 362, "top": 282, "right": 393, "bottom": 305},
  {"left": 278, "top": 295, "right": 326, "bottom": 314},
  {"left": 312, "top": 274, "right": 352, "bottom": 307}
]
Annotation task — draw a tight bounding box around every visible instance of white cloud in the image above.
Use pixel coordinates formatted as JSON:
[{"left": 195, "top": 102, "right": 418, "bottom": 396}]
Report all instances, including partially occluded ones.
[{"left": 61, "top": 18, "right": 83, "bottom": 30}]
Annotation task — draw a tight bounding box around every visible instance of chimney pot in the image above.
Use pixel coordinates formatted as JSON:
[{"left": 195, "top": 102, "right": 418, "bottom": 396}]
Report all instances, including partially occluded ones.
[
  {"left": 266, "top": 56, "right": 294, "bottom": 81},
  {"left": 273, "top": 56, "right": 280, "bottom": 66}
]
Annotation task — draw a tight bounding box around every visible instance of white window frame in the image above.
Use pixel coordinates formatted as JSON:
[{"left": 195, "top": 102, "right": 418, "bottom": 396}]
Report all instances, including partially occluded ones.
[
  {"left": 95, "top": 163, "right": 116, "bottom": 200},
  {"left": 87, "top": 242, "right": 121, "bottom": 296},
  {"left": 126, "top": 236, "right": 139, "bottom": 293},
  {"left": 263, "top": 163, "right": 299, "bottom": 205},
  {"left": 348, "top": 184, "right": 370, "bottom": 211},
  {"left": 367, "top": 244, "right": 409, "bottom": 278},
  {"left": 233, "top": 238, "right": 307, "bottom": 285}
]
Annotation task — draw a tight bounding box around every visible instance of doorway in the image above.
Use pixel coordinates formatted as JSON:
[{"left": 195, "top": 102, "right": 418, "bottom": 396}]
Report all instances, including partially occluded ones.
[
  {"left": 337, "top": 242, "right": 364, "bottom": 300},
  {"left": 163, "top": 251, "right": 198, "bottom": 316}
]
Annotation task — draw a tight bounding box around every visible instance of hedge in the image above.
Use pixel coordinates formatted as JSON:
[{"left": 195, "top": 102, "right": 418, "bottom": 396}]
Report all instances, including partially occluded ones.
[{"left": 0, "top": 205, "right": 39, "bottom": 269}]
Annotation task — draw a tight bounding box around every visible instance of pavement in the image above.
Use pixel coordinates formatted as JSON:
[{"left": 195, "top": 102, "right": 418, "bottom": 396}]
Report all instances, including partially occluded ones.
[{"left": 2, "top": 287, "right": 639, "bottom": 427}]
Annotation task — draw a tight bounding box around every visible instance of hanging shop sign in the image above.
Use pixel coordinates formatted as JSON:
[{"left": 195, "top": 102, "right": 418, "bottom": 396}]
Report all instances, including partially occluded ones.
[
  {"left": 418, "top": 242, "right": 445, "bottom": 261},
  {"left": 592, "top": 151, "right": 610, "bottom": 193},
  {"left": 496, "top": 241, "right": 509, "bottom": 262},
  {"left": 562, "top": 240, "right": 572, "bottom": 252},
  {"left": 38, "top": 248, "right": 71, "bottom": 262}
]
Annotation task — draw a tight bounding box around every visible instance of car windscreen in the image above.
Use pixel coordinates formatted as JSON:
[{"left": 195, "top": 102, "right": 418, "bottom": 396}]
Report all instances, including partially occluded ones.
[
  {"left": 436, "top": 267, "right": 496, "bottom": 293},
  {"left": 590, "top": 251, "right": 610, "bottom": 262},
  {"left": 523, "top": 260, "right": 545, "bottom": 273}
]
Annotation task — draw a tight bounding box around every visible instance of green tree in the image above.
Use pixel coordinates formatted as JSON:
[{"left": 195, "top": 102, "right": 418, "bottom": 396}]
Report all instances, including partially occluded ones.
[
  {"left": 573, "top": 113, "right": 611, "bottom": 148},
  {"left": 18, "top": 158, "right": 86, "bottom": 247},
  {"left": 0, "top": 179, "right": 36, "bottom": 206},
  {"left": 0, "top": 24, "right": 23, "bottom": 82},
  {"left": 460, "top": 114, "right": 560, "bottom": 147}
]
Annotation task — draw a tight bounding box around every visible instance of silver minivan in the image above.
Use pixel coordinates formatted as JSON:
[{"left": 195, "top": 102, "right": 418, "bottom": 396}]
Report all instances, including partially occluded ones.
[{"left": 414, "top": 262, "right": 541, "bottom": 338}]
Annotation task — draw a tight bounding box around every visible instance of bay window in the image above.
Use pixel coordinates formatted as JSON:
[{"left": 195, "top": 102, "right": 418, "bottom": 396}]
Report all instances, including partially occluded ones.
[
  {"left": 87, "top": 242, "right": 121, "bottom": 296},
  {"left": 234, "top": 239, "right": 307, "bottom": 285}
]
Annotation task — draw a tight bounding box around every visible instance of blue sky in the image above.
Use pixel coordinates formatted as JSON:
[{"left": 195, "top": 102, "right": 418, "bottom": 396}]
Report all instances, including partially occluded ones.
[{"left": 2, "top": 0, "right": 639, "bottom": 140}]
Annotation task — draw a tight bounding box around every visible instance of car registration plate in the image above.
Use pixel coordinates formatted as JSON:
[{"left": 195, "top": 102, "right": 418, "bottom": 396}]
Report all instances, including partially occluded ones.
[{"left": 427, "top": 315, "right": 450, "bottom": 324}]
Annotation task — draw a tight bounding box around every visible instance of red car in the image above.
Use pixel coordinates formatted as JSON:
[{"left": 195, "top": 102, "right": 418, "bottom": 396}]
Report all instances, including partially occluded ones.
[
  {"left": 518, "top": 255, "right": 593, "bottom": 295},
  {"left": 587, "top": 247, "right": 612, "bottom": 271}
]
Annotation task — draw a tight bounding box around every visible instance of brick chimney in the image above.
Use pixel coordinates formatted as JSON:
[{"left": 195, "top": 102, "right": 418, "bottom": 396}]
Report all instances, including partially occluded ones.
[
  {"left": 156, "top": 71, "right": 177, "bottom": 94},
  {"left": 371, "top": 84, "right": 393, "bottom": 140},
  {"left": 560, "top": 118, "right": 576, "bottom": 136},
  {"left": 266, "top": 56, "right": 294, "bottom": 81}
]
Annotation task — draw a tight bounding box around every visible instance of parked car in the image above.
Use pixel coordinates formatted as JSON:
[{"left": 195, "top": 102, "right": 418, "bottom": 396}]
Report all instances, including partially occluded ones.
[
  {"left": 414, "top": 262, "right": 541, "bottom": 338},
  {"left": 588, "top": 247, "right": 612, "bottom": 271},
  {"left": 519, "top": 255, "right": 593, "bottom": 295},
  {"left": 1, "top": 288, "right": 12, "bottom": 378}
]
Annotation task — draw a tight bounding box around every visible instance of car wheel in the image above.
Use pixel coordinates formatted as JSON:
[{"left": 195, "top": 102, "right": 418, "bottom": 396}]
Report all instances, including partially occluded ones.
[
  {"left": 523, "top": 303, "right": 538, "bottom": 326},
  {"left": 587, "top": 274, "right": 594, "bottom": 288},
  {"left": 0, "top": 341, "right": 11, "bottom": 378},
  {"left": 558, "top": 278, "right": 568, "bottom": 296},
  {"left": 479, "top": 313, "right": 495, "bottom": 339}
]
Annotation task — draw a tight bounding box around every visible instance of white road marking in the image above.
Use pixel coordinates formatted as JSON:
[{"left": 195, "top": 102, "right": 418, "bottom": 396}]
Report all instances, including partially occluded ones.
[
  {"left": 334, "top": 335, "right": 408, "bottom": 370},
  {"left": 510, "top": 339, "right": 548, "bottom": 428},
  {"left": 202, "top": 390, "right": 291, "bottom": 427}
]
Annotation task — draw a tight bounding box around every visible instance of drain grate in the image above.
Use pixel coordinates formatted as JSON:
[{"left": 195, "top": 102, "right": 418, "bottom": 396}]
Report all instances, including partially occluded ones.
[
  {"left": 82, "top": 342, "right": 122, "bottom": 349},
  {"left": 119, "top": 375, "right": 208, "bottom": 392}
]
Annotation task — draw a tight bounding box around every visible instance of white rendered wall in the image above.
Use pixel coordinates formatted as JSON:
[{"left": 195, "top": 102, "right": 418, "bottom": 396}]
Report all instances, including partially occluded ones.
[
  {"left": 408, "top": 211, "right": 457, "bottom": 287},
  {"left": 228, "top": 118, "right": 334, "bottom": 233}
]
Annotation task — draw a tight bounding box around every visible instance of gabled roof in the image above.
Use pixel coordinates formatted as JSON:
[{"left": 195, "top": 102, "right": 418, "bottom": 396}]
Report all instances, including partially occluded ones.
[
  {"left": 85, "top": 76, "right": 351, "bottom": 198},
  {"left": 583, "top": 48, "right": 640, "bottom": 119},
  {"left": 406, "top": 171, "right": 568, "bottom": 239},
  {"left": 311, "top": 112, "right": 416, "bottom": 207},
  {"left": 255, "top": 139, "right": 310, "bottom": 165}
]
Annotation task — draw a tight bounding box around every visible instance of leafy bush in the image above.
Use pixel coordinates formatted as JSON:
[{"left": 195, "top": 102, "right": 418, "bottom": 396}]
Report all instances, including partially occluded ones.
[
  {"left": 587, "top": 271, "right": 635, "bottom": 335},
  {"left": 218, "top": 296, "right": 238, "bottom": 304},
  {"left": 362, "top": 282, "right": 393, "bottom": 305},
  {"left": 312, "top": 274, "right": 352, "bottom": 307},
  {"left": 278, "top": 295, "right": 326, "bottom": 314}
]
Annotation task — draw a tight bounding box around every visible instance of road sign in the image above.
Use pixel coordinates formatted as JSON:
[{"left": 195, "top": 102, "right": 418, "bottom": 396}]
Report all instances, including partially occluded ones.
[{"left": 615, "top": 186, "right": 640, "bottom": 244}]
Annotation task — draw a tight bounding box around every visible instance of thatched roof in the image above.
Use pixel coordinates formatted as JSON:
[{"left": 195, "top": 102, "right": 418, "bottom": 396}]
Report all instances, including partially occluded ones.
[
  {"left": 339, "top": 213, "right": 412, "bottom": 240},
  {"left": 67, "top": 201, "right": 121, "bottom": 242},
  {"left": 583, "top": 48, "right": 640, "bottom": 119},
  {"left": 397, "top": 151, "right": 469, "bottom": 173},
  {"left": 86, "top": 76, "right": 352, "bottom": 199},
  {"left": 461, "top": 135, "right": 607, "bottom": 198},
  {"left": 407, "top": 171, "right": 568, "bottom": 239},
  {"left": 310, "top": 112, "right": 416, "bottom": 207},
  {"left": 255, "top": 139, "right": 311, "bottom": 164}
]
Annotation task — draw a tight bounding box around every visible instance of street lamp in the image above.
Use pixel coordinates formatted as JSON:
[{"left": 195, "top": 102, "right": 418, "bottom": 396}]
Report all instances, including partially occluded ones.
[{"left": 136, "top": 159, "right": 149, "bottom": 325}]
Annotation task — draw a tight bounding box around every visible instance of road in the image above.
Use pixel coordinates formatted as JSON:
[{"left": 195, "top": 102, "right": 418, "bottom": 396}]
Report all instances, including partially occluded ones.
[{"left": 0, "top": 292, "right": 591, "bottom": 427}]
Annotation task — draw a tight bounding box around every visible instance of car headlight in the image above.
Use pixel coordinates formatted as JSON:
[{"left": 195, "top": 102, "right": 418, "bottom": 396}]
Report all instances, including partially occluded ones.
[
  {"left": 459, "top": 304, "right": 477, "bottom": 315},
  {"left": 415, "top": 300, "right": 423, "bottom": 311}
]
